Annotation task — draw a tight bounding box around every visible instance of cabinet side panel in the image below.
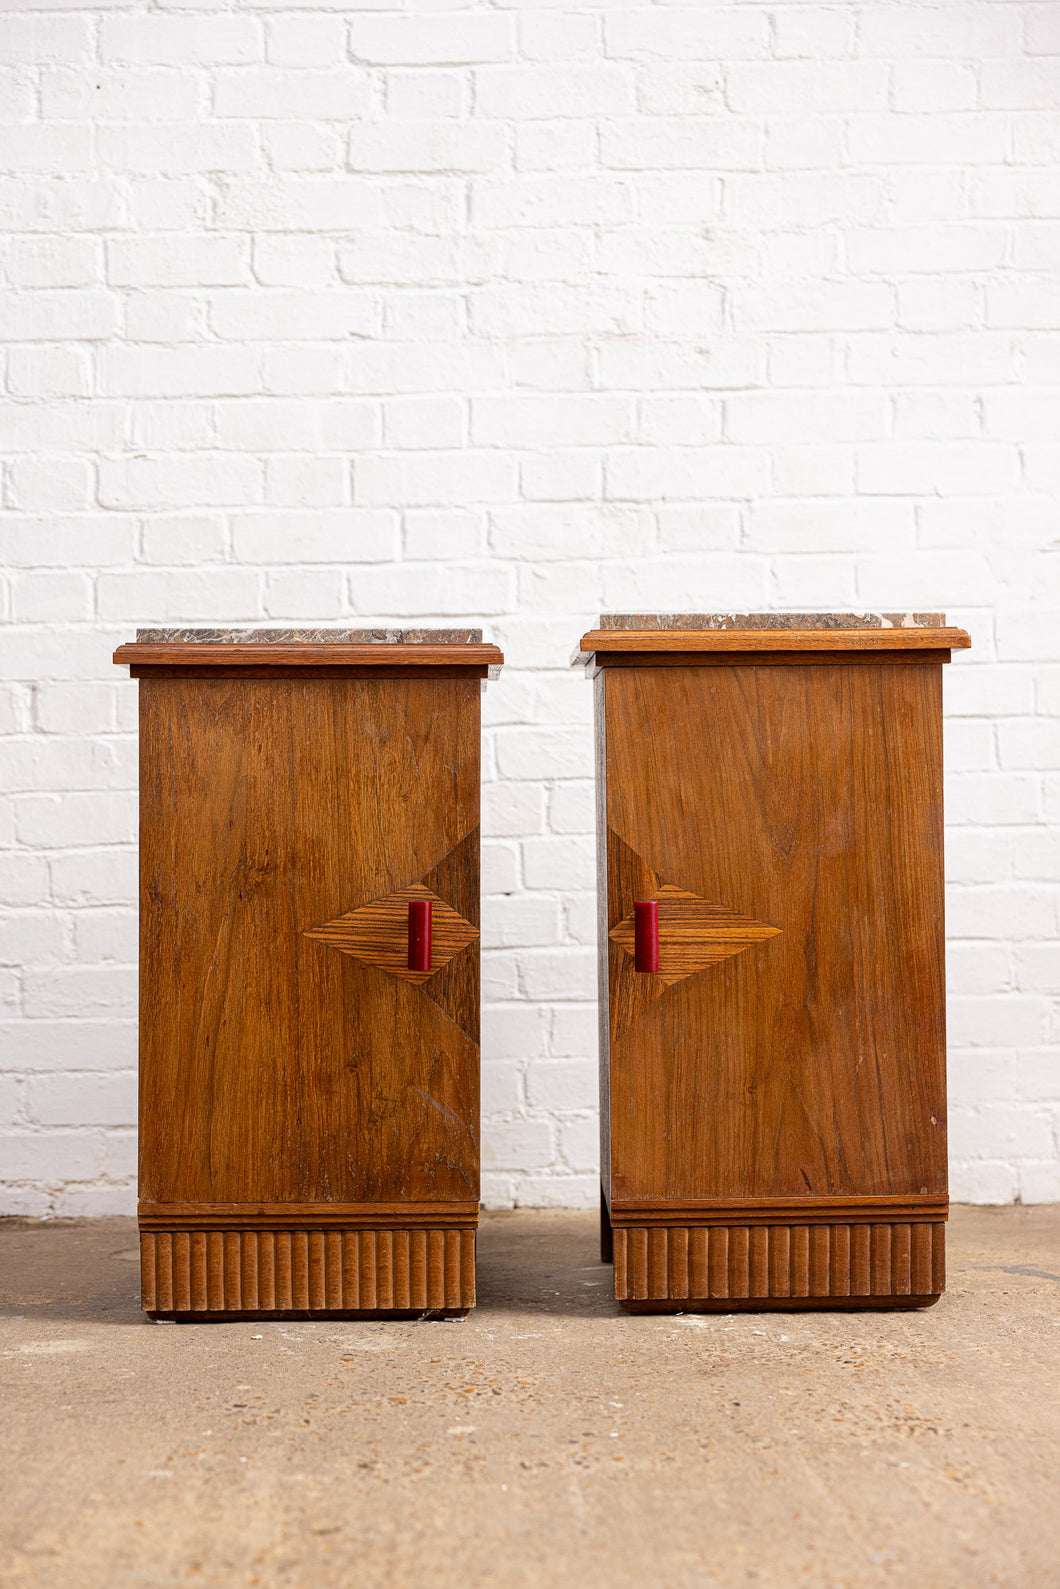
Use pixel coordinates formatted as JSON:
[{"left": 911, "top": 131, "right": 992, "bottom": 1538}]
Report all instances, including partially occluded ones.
[
  {"left": 605, "top": 662, "right": 946, "bottom": 1203},
  {"left": 594, "top": 668, "right": 611, "bottom": 1207},
  {"left": 138, "top": 674, "right": 480, "bottom": 1208}
]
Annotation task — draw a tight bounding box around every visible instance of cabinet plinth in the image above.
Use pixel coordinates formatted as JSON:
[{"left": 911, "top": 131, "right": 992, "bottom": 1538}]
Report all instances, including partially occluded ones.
[
  {"left": 579, "top": 613, "right": 970, "bottom": 1312},
  {"left": 117, "top": 629, "right": 502, "bottom": 1319}
]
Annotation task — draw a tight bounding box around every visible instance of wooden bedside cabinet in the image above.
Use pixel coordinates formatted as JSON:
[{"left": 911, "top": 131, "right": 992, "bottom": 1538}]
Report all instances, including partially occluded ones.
[
  {"left": 576, "top": 613, "right": 971, "bottom": 1312},
  {"left": 114, "top": 628, "right": 502, "bottom": 1320}
]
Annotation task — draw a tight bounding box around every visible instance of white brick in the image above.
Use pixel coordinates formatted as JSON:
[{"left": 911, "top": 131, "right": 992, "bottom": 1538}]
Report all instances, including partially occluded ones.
[
  {"left": 351, "top": 559, "right": 511, "bottom": 613},
  {"left": 403, "top": 510, "right": 482, "bottom": 559},
  {"left": 364, "top": 120, "right": 509, "bottom": 177},
  {"left": 214, "top": 398, "right": 378, "bottom": 452},
  {"left": 26, "top": 1072, "right": 137, "bottom": 1128},
  {"left": 127, "top": 179, "right": 210, "bottom": 233},
  {"left": 6, "top": 461, "right": 93, "bottom": 516},
  {"left": 472, "top": 176, "right": 633, "bottom": 228},
  {"left": 857, "top": 9, "right": 1019, "bottom": 60},
  {"left": 481, "top": 1119, "right": 553, "bottom": 1168},
  {"left": 101, "top": 15, "right": 263, "bottom": 66},
  {"left": 232, "top": 513, "right": 397, "bottom": 563},
  {"left": 558, "top": 1116, "right": 598, "bottom": 1172},
  {"left": 354, "top": 452, "right": 515, "bottom": 508},
  {"left": 518, "top": 947, "right": 595, "bottom": 1000},
  {"left": 210, "top": 290, "right": 379, "bottom": 341},
  {"left": 0, "top": 910, "right": 64, "bottom": 967},
  {"left": 0, "top": 1132, "right": 100, "bottom": 1183},
  {"left": 495, "top": 728, "right": 589, "bottom": 782},
  {"left": 523, "top": 838, "right": 595, "bottom": 891},
  {"left": 350, "top": 15, "right": 513, "bottom": 66},
  {"left": 482, "top": 781, "right": 545, "bottom": 839},
  {"left": 5, "top": 236, "right": 99, "bottom": 289},
  {"left": 107, "top": 236, "right": 248, "bottom": 288},
  {"left": 41, "top": 67, "right": 199, "bottom": 122},
  {"left": 518, "top": 13, "right": 598, "bottom": 61},
  {"left": 215, "top": 177, "right": 384, "bottom": 232},
  {"left": 253, "top": 236, "right": 336, "bottom": 288},
  {"left": 141, "top": 518, "right": 228, "bottom": 565},
  {"left": 0, "top": 17, "right": 94, "bottom": 65},
  {"left": 604, "top": 10, "right": 767, "bottom": 62},
  {"left": 99, "top": 125, "right": 259, "bottom": 176},
  {"left": 481, "top": 1063, "right": 521, "bottom": 1116},
  {"left": 98, "top": 455, "right": 264, "bottom": 510},
  {"left": 475, "top": 66, "right": 632, "bottom": 118},
  {"left": 855, "top": 445, "right": 1018, "bottom": 498},
  {"left": 386, "top": 71, "right": 465, "bottom": 119},
  {"left": 520, "top": 452, "right": 601, "bottom": 502},
  {"left": 49, "top": 850, "right": 138, "bottom": 908},
  {"left": 262, "top": 125, "right": 342, "bottom": 174},
  {"left": 215, "top": 68, "right": 370, "bottom": 120},
  {"left": 0, "top": 852, "right": 49, "bottom": 907},
  {"left": 0, "top": 290, "right": 118, "bottom": 342},
  {"left": 726, "top": 392, "right": 886, "bottom": 445},
  {"left": 266, "top": 16, "right": 347, "bottom": 67},
  {"left": 264, "top": 457, "right": 349, "bottom": 507},
  {"left": 97, "top": 567, "right": 262, "bottom": 621},
  {"left": 7, "top": 346, "right": 92, "bottom": 398},
  {"left": 513, "top": 123, "right": 595, "bottom": 174},
  {"left": 472, "top": 395, "right": 631, "bottom": 449},
  {"left": 263, "top": 567, "right": 345, "bottom": 615}
]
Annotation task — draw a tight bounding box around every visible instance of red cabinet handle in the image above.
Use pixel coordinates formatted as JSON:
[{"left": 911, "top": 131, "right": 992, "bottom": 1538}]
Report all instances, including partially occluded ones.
[
  {"left": 408, "top": 899, "right": 432, "bottom": 972},
  {"left": 634, "top": 901, "right": 659, "bottom": 973}
]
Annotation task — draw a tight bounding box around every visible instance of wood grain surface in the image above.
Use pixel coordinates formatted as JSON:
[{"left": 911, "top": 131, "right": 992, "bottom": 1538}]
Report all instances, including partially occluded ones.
[
  {"left": 598, "top": 660, "right": 949, "bottom": 1263},
  {"left": 138, "top": 672, "right": 481, "bottom": 1217}
]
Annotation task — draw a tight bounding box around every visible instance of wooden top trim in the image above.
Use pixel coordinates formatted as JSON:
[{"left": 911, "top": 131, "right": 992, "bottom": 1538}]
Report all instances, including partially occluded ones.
[
  {"left": 577, "top": 627, "right": 970, "bottom": 661},
  {"left": 115, "top": 642, "right": 503, "bottom": 670}
]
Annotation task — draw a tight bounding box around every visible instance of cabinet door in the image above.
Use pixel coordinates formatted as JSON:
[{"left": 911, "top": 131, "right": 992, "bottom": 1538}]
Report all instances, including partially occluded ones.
[
  {"left": 603, "top": 661, "right": 946, "bottom": 1204},
  {"left": 139, "top": 673, "right": 480, "bottom": 1207}
]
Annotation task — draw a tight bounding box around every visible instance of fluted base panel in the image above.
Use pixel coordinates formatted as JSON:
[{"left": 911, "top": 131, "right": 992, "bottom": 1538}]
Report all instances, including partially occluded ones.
[
  {"left": 141, "top": 1226, "right": 475, "bottom": 1317},
  {"left": 613, "top": 1221, "right": 944, "bottom": 1310}
]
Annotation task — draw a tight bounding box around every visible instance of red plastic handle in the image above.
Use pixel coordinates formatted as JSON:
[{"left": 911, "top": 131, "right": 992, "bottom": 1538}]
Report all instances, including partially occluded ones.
[
  {"left": 634, "top": 900, "right": 659, "bottom": 973},
  {"left": 408, "top": 899, "right": 432, "bottom": 972}
]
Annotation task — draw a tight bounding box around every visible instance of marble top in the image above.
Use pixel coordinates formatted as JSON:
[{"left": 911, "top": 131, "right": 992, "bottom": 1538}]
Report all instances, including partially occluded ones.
[
  {"left": 136, "top": 627, "right": 483, "bottom": 645},
  {"left": 598, "top": 612, "right": 945, "bottom": 631}
]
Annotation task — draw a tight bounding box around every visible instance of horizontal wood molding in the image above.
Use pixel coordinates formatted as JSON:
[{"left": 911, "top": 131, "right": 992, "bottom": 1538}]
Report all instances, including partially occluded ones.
[
  {"left": 610, "top": 1195, "right": 948, "bottom": 1227},
  {"left": 138, "top": 1201, "right": 480, "bottom": 1231},
  {"left": 114, "top": 642, "right": 503, "bottom": 670},
  {"left": 141, "top": 1226, "right": 475, "bottom": 1314},
  {"left": 579, "top": 627, "right": 969, "bottom": 658},
  {"left": 585, "top": 649, "right": 952, "bottom": 673},
  {"left": 613, "top": 1220, "right": 945, "bottom": 1303},
  {"left": 129, "top": 664, "right": 495, "bottom": 682}
]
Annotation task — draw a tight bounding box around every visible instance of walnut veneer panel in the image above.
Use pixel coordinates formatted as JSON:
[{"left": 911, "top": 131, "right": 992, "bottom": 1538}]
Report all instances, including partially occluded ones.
[
  {"left": 596, "top": 656, "right": 951, "bottom": 1309},
  {"left": 135, "top": 669, "right": 483, "bottom": 1315}
]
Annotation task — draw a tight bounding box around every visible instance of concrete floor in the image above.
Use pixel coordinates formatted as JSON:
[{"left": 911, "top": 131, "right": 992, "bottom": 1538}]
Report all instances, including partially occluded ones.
[{"left": 1, "top": 1208, "right": 1058, "bottom": 1589}]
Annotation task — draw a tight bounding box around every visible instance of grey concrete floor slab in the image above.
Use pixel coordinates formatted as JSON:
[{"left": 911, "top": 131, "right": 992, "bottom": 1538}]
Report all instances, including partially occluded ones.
[{"left": 1, "top": 1206, "right": 1058, "bottom": 1588}]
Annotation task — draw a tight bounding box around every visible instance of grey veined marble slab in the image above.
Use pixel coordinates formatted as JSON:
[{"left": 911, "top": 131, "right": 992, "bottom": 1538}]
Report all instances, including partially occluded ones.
[
  {"left": 598, "top": 612, "right": 946, "bottom": 631},
  {"left": 136, "top": 627, "right": 484, "bottom": 644}
]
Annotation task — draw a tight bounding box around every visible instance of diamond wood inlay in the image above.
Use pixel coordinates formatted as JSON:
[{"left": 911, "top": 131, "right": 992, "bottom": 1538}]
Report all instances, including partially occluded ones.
[
  {"left": 610, "top": 885, "right": 780, "bottom": 986},
  {"left": 303, "top": 884, "right": 477, "bottom": 985},
  {"left": 302, "top": 829, "right": 481, "bottom": 1041},
  {"left": 606, "top": 829, "right": 781, "bottom": 1037}
]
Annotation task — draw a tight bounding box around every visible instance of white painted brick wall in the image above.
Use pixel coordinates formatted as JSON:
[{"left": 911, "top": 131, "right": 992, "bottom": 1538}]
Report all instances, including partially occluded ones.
[{"left": 1, "top": 0, "right": 1058, "bottom": 1216}]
